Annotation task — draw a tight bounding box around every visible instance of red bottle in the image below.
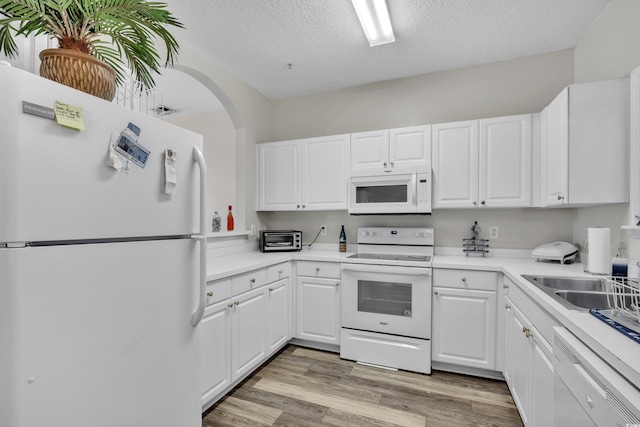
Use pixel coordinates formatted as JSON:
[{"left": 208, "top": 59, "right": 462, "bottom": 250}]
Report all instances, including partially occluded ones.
[{"left": 227, "top": 205, "right": 234, "bottom": 231}]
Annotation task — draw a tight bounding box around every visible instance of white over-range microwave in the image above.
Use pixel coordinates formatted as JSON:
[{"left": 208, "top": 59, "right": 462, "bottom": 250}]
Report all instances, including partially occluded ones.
[{"left": 348, "top": 172, "right": 431, "bottom": 214}]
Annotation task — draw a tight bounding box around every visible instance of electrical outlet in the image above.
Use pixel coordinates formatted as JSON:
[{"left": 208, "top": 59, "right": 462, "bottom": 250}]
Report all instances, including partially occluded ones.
[
  {"left": 320, "top": 225, "right": 327, "bottom": 236},
  {"left": 489, "top": 225, "right": 500, "bottom": 239},
  {"left": 250, "top": 224, "right": 256, "bottom": 236}
]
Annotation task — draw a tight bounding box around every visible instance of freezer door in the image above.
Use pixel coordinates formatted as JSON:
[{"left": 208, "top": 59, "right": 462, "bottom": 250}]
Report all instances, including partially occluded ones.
[
  {"left": 0, "top": 66, "right": 202, "bottom": 242},
  {"left": 0, "top": 239, "right": 201, "bottom": 427}
]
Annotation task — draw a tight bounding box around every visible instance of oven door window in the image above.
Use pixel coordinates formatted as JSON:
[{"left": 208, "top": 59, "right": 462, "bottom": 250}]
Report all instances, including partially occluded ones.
[
  {"left": 357, "top": 280, "right": 412, "bottom": 317},
  {"left": 355, "top": 184, "right": 408, "bottom": 204}
]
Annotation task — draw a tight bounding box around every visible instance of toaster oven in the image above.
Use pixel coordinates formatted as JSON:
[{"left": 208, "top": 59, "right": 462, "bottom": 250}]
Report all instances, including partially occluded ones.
[{"left": 259, "top": 230, "right": 302, "bottom": 252}]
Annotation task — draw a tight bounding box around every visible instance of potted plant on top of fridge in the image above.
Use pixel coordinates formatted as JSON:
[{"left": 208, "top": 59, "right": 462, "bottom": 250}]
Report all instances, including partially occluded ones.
[{"left": 0, "top": 0, "right": 184, "bottom": 101}]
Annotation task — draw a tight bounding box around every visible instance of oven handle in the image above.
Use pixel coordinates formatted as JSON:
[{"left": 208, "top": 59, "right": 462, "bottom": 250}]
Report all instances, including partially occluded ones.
[{"left": 341, "top": 263, "right": 431, "bottom": 276}]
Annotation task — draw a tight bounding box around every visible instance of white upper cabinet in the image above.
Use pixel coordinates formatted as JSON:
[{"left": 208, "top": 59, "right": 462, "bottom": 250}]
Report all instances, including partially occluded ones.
[
  {"left": 433, "top": 115, "right": 532, "bottom": 208},
  {"left": 540, "top": 78, "right": 629, "bottom": 207},
  {"left": 257, "top": 134, "right": 349, "bottom": 211},
  {"left": 350, "top": 125, "right": 431, "bottom": 176},
  {"left": 257, "top": 141, "right": 300, "bottom": 210}
]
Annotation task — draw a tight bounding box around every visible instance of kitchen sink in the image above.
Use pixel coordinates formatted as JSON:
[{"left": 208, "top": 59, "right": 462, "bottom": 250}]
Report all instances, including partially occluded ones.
[
  {"left": 552, "top": 290, "right": 609, "bottom": 310},
  {"left": 521, "top": 274, "right": 610, "bottom": 311},
  {"left": 521, "top": 275, "right": 607, "bottom": 292}
]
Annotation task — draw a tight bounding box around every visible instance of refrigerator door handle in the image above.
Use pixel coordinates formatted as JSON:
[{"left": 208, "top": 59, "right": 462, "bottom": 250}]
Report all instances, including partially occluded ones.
[{"left": 191, "top": 146, "right": 208, "bottom": 327}]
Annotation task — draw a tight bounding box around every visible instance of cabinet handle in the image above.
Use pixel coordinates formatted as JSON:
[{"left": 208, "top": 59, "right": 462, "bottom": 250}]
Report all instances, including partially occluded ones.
[
  {"left": 207, "top": 291, "right": 213, "bottom": 297},
  {"left": 503, "top": 284, "right": 509, "bottom": 289},
  {"left": 481, "top": 200, "right": 486, "bottom": 205},
  {"left": 336, "top": 282, "right": 340, "bottom": 287},
  {"left": 278, "top": 270, "right": 283, "bottom": 274},
  {"left": 302, "top": 205, "right": 306, "bottom": 208},
  {"left": 461, "top": 277, "right": 467, "bottom": 283},
  {"left": 557, "top": 195, "right": 565, "bottom": 201},
  {"left": 268, "top": 288, "right": 273, "bottom": 292},
  {"left": 505, "top": 304, "right": 511, "bottom": 309},
  {"left": 227, "top": 302, "right": 234, "bottom": 308},
  {"left": 434, "top": 291, "right": 439, "bottom": 295},
  {"left": 525, "top": 329, "right": 533, "bottom": 338},
  {"left": 473, "top": 201, "right": 477, "bottom": 206},
  {"left": 297, "top": 204, "right": 301, "bottom": 208},
  {"left": 316, "top": 267, "right": 320, "bottom": 272},
  {"left": 384, "top": 162, "right": 387, "bottom": 167},
  {"left": 234, "top": 300, "right": 239, "bottom": 306},
  {"left": 250, "top": 278, "right": 255, "bottom": 284},
  {"left": 390, "top": 162, "right": 394, "bottom": 167}
]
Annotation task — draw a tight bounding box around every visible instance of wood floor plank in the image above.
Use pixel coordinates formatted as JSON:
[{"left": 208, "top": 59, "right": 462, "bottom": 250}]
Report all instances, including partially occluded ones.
[
  {"left": 202, "top": 345, "right": 523, "bottom": 427},
  {"left": 258, "top": 362, "right": 383, "bottom": 405},
  {"left": 349, "top": 365, "right": 516, "bottom": 408},
  {"left": 206, "top": 396, "right": 282, "bottom": 425},
  {"left": 253, "top": 377, "right": 426, "bottom": 427},
  {"left": 322, "top": 408, "right": 410, "bottom": 427}
]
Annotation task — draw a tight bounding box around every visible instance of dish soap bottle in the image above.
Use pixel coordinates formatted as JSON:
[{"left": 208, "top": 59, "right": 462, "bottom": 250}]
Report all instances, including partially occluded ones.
[
  {"left": 211, "top": 211, "right": 221, "bottom": 232},
  {"left": 339, "top": 225, "right": 346, "bottom": 252},
  {"left": 227, "top": 205, "right": 234, "bottom": 231}
]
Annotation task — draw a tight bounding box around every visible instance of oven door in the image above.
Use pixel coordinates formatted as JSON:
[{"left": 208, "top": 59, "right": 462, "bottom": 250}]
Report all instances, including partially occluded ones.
[{"left": 341, "top": 263, "right": 431, "bottom": 339}]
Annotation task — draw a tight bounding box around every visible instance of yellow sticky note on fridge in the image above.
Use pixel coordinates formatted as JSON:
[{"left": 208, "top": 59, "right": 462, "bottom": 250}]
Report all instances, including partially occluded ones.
[{"left": 54, "top": 101, "right": 84, "bottom": 131}]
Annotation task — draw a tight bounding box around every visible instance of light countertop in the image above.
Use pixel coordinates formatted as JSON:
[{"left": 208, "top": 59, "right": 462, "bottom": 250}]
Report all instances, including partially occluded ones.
[{"left": 206, "top": 249, "right": 640, "bottom": 388}]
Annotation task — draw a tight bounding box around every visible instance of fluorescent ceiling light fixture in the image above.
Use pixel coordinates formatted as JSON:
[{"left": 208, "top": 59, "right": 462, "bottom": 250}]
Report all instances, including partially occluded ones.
[{"left": 351, "top": 0, "right": 395, "bottom": 47}]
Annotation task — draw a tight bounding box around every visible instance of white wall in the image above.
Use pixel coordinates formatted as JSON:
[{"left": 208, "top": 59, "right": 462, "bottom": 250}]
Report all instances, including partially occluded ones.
[
  {"left": 167, "top": 110, "right": 236, "bottom": 219},
  {"left": 261, "top": 49, "right": 576, "bottom": 249}
]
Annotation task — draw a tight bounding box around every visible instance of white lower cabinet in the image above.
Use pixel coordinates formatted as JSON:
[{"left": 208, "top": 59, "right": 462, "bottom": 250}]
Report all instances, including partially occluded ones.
[
  {"left": 502, "top": 277, "right": 555, "bottom": 427},
  {"left": 231, "top": 286, "right": 268, "bottom": 381},
  {"left": 199, "top": 262, "right": 291, "bottom": 410},
  {"left": 432, "top": 269, "right": 498, "bottom": 372},
  {"left": 199, "top": 299, "right": 232, "bottom": 407},
  {"left": 295, "top": 261, "right": 341, "bottom": 345},
  {"left": 267, "top": 277, "right": 290, "bottom": 353}
]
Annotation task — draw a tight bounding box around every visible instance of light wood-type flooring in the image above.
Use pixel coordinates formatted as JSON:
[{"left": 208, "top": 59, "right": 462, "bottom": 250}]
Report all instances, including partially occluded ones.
[{"left": 202, "top": 345, "right": 523, "bottom": 427}]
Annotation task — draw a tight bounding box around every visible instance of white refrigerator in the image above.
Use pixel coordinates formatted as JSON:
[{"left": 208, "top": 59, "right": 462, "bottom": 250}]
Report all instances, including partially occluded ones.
[{"left": 0, "top": 66, "right": 207, "bottom": 427}]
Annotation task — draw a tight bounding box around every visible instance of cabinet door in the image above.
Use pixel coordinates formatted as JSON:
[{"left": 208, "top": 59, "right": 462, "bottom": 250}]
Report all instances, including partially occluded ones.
[
  {"left": 257, "top": 141, "right": 300, "bottom": 210},
  {"left": 350, "top": 130, "right": 390, "bottom": 174},
  {"left": 231, "top": 287, "right": 268, "bottom": 382},
  {"left": 530, "top": 329, "right": 554, "bottom": 427},
  {"left": 296, "top": 276, "right": 341, "bottom": 345},
  {"left": 199, "top": 299, "right": 232, "bottom": 408},
  {"left": 389, "top": 125, "right": 431, "bottom": 171},
  {"left": 301, "top": 134, "right": 349, "bottom": 210},
  {"left": 432, "top": 120, "right": 479, "bottom": 208},
  {"left": 544, "top": 88, "right": 569, "bottom": 206},
  {"left": 267, "top": 278, "right": 290, "bottom": 354},
  {"left": 504, "top": 302, "right": 531, "bottom": 425},
  {"left": 432, "top": 287, "right": 497, "bottom": 370},
  {"left": 479, "top": 115, "right": 532, "bottom": 207}
]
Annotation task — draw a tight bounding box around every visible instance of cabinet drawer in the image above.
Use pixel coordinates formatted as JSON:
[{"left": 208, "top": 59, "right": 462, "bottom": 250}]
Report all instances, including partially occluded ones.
[
  {"left": 508, "top": 277, "right": 558, "bottom": 346},
  {"left": 433, "top": 269, "right": 498, "bottom": 291},
  {"left": 267, "top": 262, "right": 291, "bottom": 283},
  {"left": 296, "top": 261, "right": 341, "bottom": 279},
  {"left": 231, "top": 268, "right": 267, "bottom": 295},
  {"left": 205, "top": 278, "right": 231, "bottom": 305}
]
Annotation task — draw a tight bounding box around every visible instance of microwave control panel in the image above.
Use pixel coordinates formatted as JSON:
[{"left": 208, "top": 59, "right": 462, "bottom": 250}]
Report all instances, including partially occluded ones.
[{"left": 416, "top": 172, "right": 431, "bottom": 209}]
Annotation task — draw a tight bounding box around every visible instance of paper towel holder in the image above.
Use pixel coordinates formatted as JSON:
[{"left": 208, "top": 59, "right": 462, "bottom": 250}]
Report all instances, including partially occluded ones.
[{"left": 531, "top": 242, "right": 579, "bottom": 264}]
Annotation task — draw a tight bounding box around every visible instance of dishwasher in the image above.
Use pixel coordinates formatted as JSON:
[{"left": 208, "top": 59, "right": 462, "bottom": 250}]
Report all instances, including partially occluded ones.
[{"left": 552, "top": 327, "right": 640, "bottom": 427}]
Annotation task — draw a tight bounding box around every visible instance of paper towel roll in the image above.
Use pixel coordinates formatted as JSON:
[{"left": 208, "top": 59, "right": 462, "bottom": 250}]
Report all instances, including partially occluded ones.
[{"left": 584, "top": 227, "right": 611, "bottom": 275}]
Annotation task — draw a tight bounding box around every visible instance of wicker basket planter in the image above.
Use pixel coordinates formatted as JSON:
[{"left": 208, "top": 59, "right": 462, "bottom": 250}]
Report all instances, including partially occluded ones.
[{"left": 39, "top": 48, "right": 117, "bottom": 101}]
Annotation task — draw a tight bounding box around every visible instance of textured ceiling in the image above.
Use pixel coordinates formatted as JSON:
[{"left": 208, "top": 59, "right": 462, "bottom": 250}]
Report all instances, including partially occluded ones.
[{"left": 157, "top": 0, "right": 610, "bottom": 114}]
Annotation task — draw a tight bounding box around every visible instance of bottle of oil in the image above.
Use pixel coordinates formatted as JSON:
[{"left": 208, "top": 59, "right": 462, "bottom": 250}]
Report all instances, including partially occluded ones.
[
  {"left": 227, "top": 205, "right": 234, "bottom": 231},
  {"left": 339, "top": 225, "right": 346, "bottom": 252}
]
